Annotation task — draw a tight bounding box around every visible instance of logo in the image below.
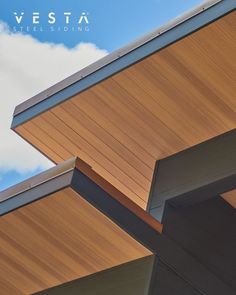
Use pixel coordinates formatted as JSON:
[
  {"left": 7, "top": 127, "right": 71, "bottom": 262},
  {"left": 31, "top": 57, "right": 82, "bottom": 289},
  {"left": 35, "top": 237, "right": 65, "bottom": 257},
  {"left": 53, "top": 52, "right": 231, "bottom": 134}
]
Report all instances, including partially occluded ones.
[{"left": 12, "top": 11, "right": 90, "bottom": 33}]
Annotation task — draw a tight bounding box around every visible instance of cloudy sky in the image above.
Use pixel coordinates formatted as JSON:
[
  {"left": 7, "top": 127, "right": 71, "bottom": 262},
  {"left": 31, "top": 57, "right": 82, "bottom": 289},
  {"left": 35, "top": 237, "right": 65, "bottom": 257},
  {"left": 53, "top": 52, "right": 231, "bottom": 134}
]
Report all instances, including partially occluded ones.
[{"left": 0, "top": 0, "right": 203, "bottom": 190}]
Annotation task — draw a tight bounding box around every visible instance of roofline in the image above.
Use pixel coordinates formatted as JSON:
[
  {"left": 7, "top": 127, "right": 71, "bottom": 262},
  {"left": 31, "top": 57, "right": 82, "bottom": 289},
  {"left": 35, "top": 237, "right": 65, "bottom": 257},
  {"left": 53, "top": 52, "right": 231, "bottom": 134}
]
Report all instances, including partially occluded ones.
[
  {"left": 0, "top": 157, "right": 163, "bottom": 238},
  {"left": 0, "top": 157, "right": 94, "bottom": 204},
  {"left": 12, "top": 0, "right": 236, "bottom": 128},
  {"left": 0, "top": 157, "right": 76, "bottom": 203}
]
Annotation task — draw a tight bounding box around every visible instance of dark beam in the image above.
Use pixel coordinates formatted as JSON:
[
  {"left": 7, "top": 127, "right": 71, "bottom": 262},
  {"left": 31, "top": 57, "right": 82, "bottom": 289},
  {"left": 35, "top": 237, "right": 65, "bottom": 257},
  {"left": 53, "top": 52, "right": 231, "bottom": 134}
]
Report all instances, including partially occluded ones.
[
  {"left": 70, "top": 168, "right": 162, "bottom": 253},
  {"left": 148, "top": 129, "right": 236, "bottom": 221},
  {"left": 162, "top": 196, "right": 236, "bottom": 292},
  {"left": 71, "top": 166, "right": 236, "bottom": 294},
  {"left": 149, "top": 258, "right": 202, "bottom": 295}
]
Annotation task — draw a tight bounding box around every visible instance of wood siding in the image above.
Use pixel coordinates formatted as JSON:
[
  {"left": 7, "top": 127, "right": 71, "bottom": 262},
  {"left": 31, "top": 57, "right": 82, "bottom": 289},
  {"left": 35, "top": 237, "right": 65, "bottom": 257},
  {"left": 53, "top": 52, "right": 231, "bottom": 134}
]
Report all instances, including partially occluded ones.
[
  {"left": 15, "top": 11, "right": 236, "bottom": 208},
  {"left": 0, "top": 187, "right": 151, "bottom": 294}
]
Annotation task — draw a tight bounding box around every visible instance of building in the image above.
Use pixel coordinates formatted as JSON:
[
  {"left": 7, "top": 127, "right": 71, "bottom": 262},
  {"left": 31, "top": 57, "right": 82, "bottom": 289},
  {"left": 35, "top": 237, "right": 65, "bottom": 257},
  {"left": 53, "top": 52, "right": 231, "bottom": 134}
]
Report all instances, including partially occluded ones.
[{"left": 0, "top": 0, "right": 235, "bottom": 294}]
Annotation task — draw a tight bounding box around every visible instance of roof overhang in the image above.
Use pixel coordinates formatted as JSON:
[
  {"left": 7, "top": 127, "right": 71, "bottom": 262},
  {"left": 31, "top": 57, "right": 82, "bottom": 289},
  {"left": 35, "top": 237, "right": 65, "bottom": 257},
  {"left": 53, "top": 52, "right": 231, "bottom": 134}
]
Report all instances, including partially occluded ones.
[
  {"left": 1, "top": 1, "right": 236, "bottom": 294},
  {"left": 0, "top": 157, "right": 163, "bottom": 293},
  {"left": 11, "top": 0, "right": 236, "bottom": 209},
  {"left": 12, "top": 0, "right": 236, "bottom": 121}
]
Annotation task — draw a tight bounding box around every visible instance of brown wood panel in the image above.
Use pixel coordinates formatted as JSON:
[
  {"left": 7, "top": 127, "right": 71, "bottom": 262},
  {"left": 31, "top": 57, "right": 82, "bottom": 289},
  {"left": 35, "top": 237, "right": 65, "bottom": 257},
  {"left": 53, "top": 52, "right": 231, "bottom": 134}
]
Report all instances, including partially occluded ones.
[
  {"left": 222, "top": 190, "right": 236, "bottom": 208},
  {"left": 23, "top": 122, "right": 71, "bottom": 160},
  {"left": 39, "top": 107, "right": 151, "bottom": 192},
  {"left": 16, "top": 126, "right": 64, "bottom": 163},
  {"left": 71, "top": 96, "right": 156, "bottom": 166},
  {"left": 0, "top": 187, "right": 151, "bottom": 294},
  {"left": 62, "top": 101, "right": 152, "bottom": 179},
  {"left": 16, "top": 123, "right": 147, "bottom": 209},
  {"left": 15, "top": 12, "right": 236, "bottom": 208}
]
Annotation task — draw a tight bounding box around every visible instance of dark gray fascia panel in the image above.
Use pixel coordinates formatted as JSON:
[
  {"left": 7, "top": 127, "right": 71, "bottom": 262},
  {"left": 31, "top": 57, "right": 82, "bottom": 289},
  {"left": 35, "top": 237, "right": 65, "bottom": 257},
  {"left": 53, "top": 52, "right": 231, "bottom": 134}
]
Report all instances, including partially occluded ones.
[
  {"left": 148, "top": 129, "right": 236, "bottom": 220},
  {"left": 0, "top": 171, "right": 73, "bottom": 216},
  {"left": 11, "top": 0, "right": 236, "bottom": 128},
  {"left": 162, "top": 196, "right": 236, "bottom": 292},
  {"left": 0, "top": 158, "right": 77, "bottom": 216},
  {"left": 34, "top": 255, "right": 155, "bottom": 295},
  {"left": 149, "top": 259, "right": 202, "bottom": 295}
]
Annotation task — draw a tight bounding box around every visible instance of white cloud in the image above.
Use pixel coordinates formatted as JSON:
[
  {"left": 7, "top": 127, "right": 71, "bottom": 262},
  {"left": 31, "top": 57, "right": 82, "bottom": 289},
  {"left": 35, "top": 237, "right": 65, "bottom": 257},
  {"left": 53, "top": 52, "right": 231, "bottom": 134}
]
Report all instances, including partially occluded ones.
[{"left": 0, "top": 22, "right": 108, "bottom": 173}]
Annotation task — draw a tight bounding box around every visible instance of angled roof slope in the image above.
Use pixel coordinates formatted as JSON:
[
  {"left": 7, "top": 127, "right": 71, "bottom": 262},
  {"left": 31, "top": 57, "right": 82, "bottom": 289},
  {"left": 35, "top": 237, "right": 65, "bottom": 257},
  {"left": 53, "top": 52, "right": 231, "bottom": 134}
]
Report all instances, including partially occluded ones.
[
  {"left": 0, "top": 157, "right": 162, "bottom": 294},
  {"left": 1, "top": 1, "right": 235, "bottom": 294},
  {"left": 12, "top": 0, "right": 236, "bottom": 209}
]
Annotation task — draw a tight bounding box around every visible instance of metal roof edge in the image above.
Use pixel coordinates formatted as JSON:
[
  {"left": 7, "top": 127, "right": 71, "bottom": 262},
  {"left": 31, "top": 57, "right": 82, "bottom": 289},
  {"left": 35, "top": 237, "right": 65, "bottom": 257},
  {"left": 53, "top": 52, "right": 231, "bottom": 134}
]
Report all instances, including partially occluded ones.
[
  {"left": 0, "top": 157, "right": 77, "bottom": 203},
  {"left": 12, "top": 0, "right": 235, "bottom": 128}
]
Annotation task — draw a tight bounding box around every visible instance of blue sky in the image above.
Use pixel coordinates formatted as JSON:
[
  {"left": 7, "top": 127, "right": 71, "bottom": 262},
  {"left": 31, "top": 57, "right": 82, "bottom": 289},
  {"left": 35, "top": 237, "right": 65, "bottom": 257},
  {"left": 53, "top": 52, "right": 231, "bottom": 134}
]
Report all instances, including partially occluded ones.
[
  {"left": 1, "top": 0, "right": 203, "bottom": 51},
  {"left": 0, "top": 0, "right": 203, "bottom": 191}
]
